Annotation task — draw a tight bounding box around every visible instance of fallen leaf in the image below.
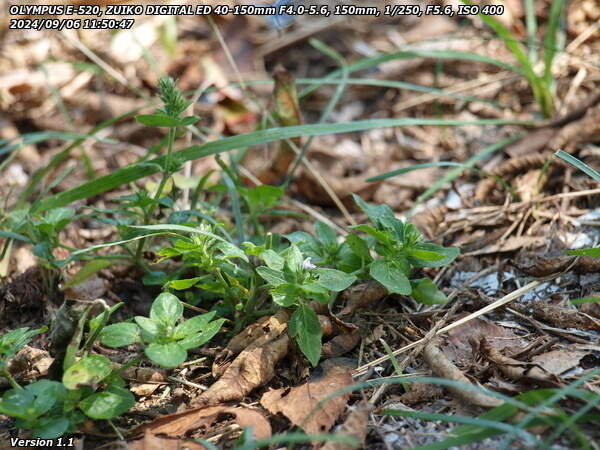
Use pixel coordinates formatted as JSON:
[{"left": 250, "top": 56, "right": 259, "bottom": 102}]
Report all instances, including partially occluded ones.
[
  {"left": 424, "top": 338, "right": 503, "bottom": 408},
  {"left": 339, "top": 281, "right": 388, "bottom": 316},
  {"left": 443, "top": 317, "right": 527, "bottom": 366},
  {"left": 532, "top": 349, "right": 587, "bottom": 376},
  {"left": 260, "top": 361, "right": 354, "bottom": 434},
  {"left": 212, "top": 310, "right": 289, "bottom": 378},
  {"left": 322, "top": 331, "right": 361, "bottom": 359},
  {"left": 196, "top": 335, "right": 289, "bottom": 406},
  {"left": 132, "top": 405, "right": 271, "bottom": 440}
]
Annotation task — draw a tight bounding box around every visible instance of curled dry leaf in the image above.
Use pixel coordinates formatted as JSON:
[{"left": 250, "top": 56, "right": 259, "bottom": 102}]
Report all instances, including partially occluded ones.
[
  {"left": 212, "top": 310, "right": 289, "bottom": 378},
  {"left": 260, "top": 362, "right": 354, "bottom": 434},
  {"left": 195, "top": 335, "right": 289, "bottom": 406},
  {"left": 512, "top": 253, "right": 600, "bottom": 277},
  {"left": 131, "top": 405, "right": 271, "bottom": 443},
  {"left": 320, "top": 401, "right": 373, "bottom": 450},
  {"left": 321, "top": 331, "right": 362, "bottom": 359},
  {"left": 339, "top": 281, "right": 388, "bottom": 316},
  {"left": 481, "top": 338, "right": 562, "bottom": 387},
  {"left": 424, "top": 338, "right": 503, "bottom": 408},
  {"left": 122, "top": 366, "right": 167, "bottom": 397},
  {"left": 442, "top": 317, "right": 527, "bottom": 366}
]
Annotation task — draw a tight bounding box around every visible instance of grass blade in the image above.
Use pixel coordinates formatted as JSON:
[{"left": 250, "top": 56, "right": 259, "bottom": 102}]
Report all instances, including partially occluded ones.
[
  {"left": 367, "top": 162, "right": 464, "bottom": 182},
  {"left": 524, "top": 0, "right": 538, "bottom": 61},
  {"left": 543, "top": 0, "right": 567, "bottom": 87},
  {"left": 555, "top": 150, "right": 600, "bottom": 182},
  {"left": 32, "top": 118, "right": 531, "bottom": 214},
  {"left": 299, "top": 49, "right": 523, "bottom": 98}
]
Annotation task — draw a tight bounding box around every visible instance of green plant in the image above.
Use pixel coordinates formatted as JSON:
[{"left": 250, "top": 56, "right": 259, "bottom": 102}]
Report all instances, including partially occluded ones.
[
  {"left": 99, "top": 292, "right": 225, "bottom": 368},
  {"left": 0, "top": 327, "right": 47, "bottom": 389},
  {"left": 460, "top": 0, "right": 566, "bottom": 117},
  {"left": 0, "top": 355, "right": 134, "bottom": 438},
  {"left": 0, "top": 305, "right": 134, "bottom": 439},
  {"left": 255, "top": 243, "right": 356, "bottom": 365}
]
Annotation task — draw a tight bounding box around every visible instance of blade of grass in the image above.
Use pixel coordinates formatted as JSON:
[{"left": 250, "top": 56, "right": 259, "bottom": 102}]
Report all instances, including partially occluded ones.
[
  {"left": 299, "top": 49, "right": 523, "bottom": 98},
  {"left": 31, "top": 117, "right": 532, "bottom": 214},
  {"left": 543, "top": 0, "right": 567, "bottom": 87},
  {"left": 381, "top": 409, "right": 537, "bottom": 443},
  {"left": 460, "top": 0, "right": 552, "bottom": 116},
  {"left": 555, "top": 149, "right": 600, "bottom": 182},
  {"left": 367, "top": 162, "right": 464, "bottom": 182},
  {"left": 415, "top": 135, "right": 521, "bottom": 204},
  {"left": 524, "top": 0, "right": 538, "bottom": 61}
]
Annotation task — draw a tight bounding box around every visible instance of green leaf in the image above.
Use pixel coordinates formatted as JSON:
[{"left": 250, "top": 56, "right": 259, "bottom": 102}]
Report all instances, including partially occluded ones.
[
  {"left": 289, "top": 305, "right": 322, "bottom": 367},
  {"left": 352, "top": 194, "right": 396, "bottom": 225},
  {"left": 178, "top": 318, "right": 225, "bottom": 350},
  {"left": 43, "top": 207, "right": 75, "bottom": 228},
  {"left": 32, "top": 417, "right": 70, "bottom": 439},
  {"left": 315, "top": 222, "right": 337, "bottom": 247},
  {"left": 407, "top": 243, "right": 459, "bottom": 268},
  {"left": 33, "top": 118, "right": 531, "bottom": 214},
  {"left": 300, "top": 282, "right": 330, "bottom": 304},
  {"left": 345, "top": 234, "right": 372, "bottom": 261},
  {"left": 216, "top": 241, "right": 249, "bottom": 262},
  {"left": 62, "top": 354, "right": 113, "bottom": 390},
  {"left": 271, "top": 283, "right": 302, "bottom": 307},
  {"left": 134, "top": 316, "right": 160, "bottom": 339},
  {"left": 79, "top": 385, "right": 134, "bottom": 419},
  {"left": 370, "top": 260, "right": 411, "bottom": 295},
  {"left": 166, "top": 277, "right": 206, "bottom": 290},
  {"left": 135, "top": 113, "right": 181, "bottom": 127},
  {"left": 150, "top": 292, "right": 183, "bottom": 327},
  {"left": 256, "top": 266, "right": 287, "bottom": 287},
  {"left": 63, "top": 259, "right": 113, "bottom": 289},
  {"left": 0, "top": 389, "right": 36, "bottom": 419},
  {"left": 179, "top": 115, "right": 200, "bottom": 126},
  {"left": 145, "top": 342, "right": 187, "bottom": 368},
  {"left": 351, "top": 224, "right": 392, "bottom": 246},
  {"left": 0, "top": 326, "right": 48, "bottom": 361},
  {"left": 411, "top": 278, "right": 448, "bottom": 305},
  {"left": 173, "top": 311, "right": 216, "bottom": 338},
  {"left": 283, "top": 244, "right": 304, "bottom": 272},
  {"left": 555, "top": 150, "right": 600, "bottom": 183},
  {"left": 315, "top": 268, "right": 356, "bottom": 292},
  {"left": 566, "top": 247, "right": 600, "bottom": 258},
  {"left": 99, "top": 323, "right": 141, "bottom": 347},
  {"left": 260, "top": 249, "right": 285, "bottom": 271}
]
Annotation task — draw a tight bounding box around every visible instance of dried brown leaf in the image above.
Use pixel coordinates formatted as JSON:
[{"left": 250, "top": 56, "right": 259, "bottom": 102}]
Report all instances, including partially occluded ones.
[
  {"left": 260, "top": 362, "right": 354, "bottom": 434},
  {"left": 531, "top": 303, "right": 600, "bottom": 331},
  {"left": 195, "top": 335, "right": 289, "bottom": 406},
  {"left": 212, "top": 310, "right": 289, "bottom": 378},
  {"left": 321, "top": 331, "right": 361, "bottom": 359},
  {"left": 339, "top": 281, "right": 388, "bottom": 316},
  {"left": 424, "top": 338, "right": 503, "bottom": 408}
]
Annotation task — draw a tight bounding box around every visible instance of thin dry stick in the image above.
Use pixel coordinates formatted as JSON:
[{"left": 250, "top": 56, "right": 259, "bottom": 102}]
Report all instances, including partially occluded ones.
[{"left": 353, "top": 279, "right": 542, "bottom": 377}]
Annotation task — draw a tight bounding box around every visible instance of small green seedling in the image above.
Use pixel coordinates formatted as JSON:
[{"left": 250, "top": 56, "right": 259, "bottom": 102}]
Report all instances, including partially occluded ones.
[
  {"left": 100, "top": 292, "right": 225, "bottom": 368},
  {"left": 0, "top": 326, "right": 47, "bottom": 389},
  {"left": 256, "top": 244, "right": 356, "bottom": 366}
]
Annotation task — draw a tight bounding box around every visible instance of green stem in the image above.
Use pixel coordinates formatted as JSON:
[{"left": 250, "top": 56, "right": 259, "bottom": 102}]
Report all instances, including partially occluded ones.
[
  {"left": 135, "top": 126, "right": 176, "bottom": 262},
  {"left": 1, "top": 370, "right": 22, "bottom": 390}
]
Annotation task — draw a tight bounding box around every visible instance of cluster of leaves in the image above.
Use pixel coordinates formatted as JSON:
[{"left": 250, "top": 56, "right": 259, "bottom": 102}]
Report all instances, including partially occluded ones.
[
  {"left": 99, "top": 292, "right": 225, "bottom": 368},
  {"left": 0, "top": 318, "right": 133, "bottom": 439},
  {"left": 0, "top": 292, "right": 224, "bottom": 438},
  {"left": 153, "top": 194, "right": 458, "bottom": 365}
]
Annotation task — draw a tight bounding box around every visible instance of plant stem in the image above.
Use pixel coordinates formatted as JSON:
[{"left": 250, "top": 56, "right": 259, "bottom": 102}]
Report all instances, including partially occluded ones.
[
  {"left": 1, "top": 370, "right": 22, "bottom": 390},
  {"left": 135, "top": 126, "right": 176, "bottom": 262}
]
